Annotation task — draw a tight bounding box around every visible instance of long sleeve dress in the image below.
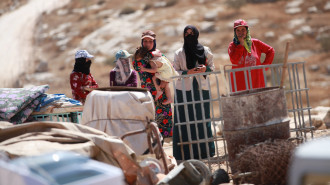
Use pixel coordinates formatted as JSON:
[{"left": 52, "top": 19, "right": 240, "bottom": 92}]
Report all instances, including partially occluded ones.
[
  {"left": 70, "top": 72, "right": 98, "bottom": 103},
  {"left": 228, "top": 38, "right": 275, "bottom": 92},
  {"left": 172, "top": 46, "right": 215, "bottom": 160},
  {"left": 132, "top": 54, "right": 173, "bottom": 138}
]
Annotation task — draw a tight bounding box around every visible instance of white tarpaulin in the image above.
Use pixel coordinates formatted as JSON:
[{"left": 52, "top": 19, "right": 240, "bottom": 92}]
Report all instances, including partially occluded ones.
[{"left": 81, "top": 90, "right": 158, "bottom": 155}]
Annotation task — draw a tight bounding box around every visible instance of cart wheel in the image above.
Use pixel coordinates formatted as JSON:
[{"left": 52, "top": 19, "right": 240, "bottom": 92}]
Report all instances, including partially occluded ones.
[{"left": 186, "top": 159, "right": 212, "bottom": 184}]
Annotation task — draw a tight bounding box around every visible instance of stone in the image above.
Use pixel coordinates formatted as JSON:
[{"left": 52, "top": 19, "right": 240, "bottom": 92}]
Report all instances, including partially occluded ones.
[
  {"left": 162, "top": 26, "right": 179, "bottom": 37},
  {"left": 310, "top": 116, "right": 326, "bottom": 130},
  {"left": 285, "top": 7, "right": 302, "bottom": 14},
  {"left": 288, "top": 18, "right": 305, "bottom": 29},
  {"left": 279, "top": 34, "right": 294, "bottom": 42},
  {"left": 311, "top": 106, "right": 330, "bottom": 129},
  {"left": 154, "top": 2, "right": 166, "bottom": 8},
  {"left": 308, "top": 6, "right": 318, "bottom": 13},
  {"left": 35, "top": 61, "right": 48, "bottom": 73},
  {"left": 264, "top": 31, "right": 275, "bottom": 38},
  {"left": 204, "top": 11, "right": 218, "bottom": 21},
  {"left": 57, "top": 9, "right": 68, "bottom": 16},
  {"left": 246, "top": 19, "right": 259, "bottom": 27},
  {"left": 294, "top": 25, "right": 313, "bottom": 36},
  {"left": 288, "top": 50, "right": 314, "bottom": 59},
  {"left": 325, "top": 1, "right": 330, "bottom": 11},
  {"left": 286, "top": 0, "right": 303, "bottom": 9},
  {"left": 200, "top": 22, "right": 216, "bottom": 33},
  {"left": 325, "top": 110, "right": 330, "bottom": 128},
  {"left": 308, "top": 64, "right": 320, "bottom": 72}
]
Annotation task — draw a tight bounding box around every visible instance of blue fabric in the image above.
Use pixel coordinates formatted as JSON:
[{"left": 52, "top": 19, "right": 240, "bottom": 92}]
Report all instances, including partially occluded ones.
[{"left": 35, "top": 94, "right": 82, "bottom": 112}]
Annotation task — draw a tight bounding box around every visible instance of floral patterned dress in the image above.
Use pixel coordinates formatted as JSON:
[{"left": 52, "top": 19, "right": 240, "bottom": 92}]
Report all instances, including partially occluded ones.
[{"left": 133, "top": 56, "right": 173, "bottom": 138}]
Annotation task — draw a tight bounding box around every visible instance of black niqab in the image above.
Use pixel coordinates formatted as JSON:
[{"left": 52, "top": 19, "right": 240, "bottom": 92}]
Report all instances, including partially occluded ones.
[
  {"left": 183, "top": 25, "right": 206, "bottom": 69},
  {"left": 73, "top": 57, "right": 91, "bottom": 75}
]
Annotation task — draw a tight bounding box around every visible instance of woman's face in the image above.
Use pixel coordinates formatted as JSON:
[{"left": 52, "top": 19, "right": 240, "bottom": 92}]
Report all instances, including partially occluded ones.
[
  {"left": 184, "top": 28, "right": 194, "bottom": 37},
  {"left": 235, "top": 26, "right": 247, "bottom": 39},
  {"left": 142, "top": 38, "right": 154, "bottom": 51},
  {"left": 120, "top": 58, "right": 130, "bottom": 72}
]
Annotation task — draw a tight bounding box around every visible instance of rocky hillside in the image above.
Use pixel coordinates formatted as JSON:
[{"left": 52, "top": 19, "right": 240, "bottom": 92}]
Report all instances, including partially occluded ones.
[{"left": 2, "top": 0, "right": 330, "bottom": 107}]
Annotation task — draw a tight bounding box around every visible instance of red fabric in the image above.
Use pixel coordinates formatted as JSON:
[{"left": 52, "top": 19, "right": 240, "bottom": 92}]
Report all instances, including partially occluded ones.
[
  {"left": 228, "top": 38, "right": 274, "bottom": 92},
  {"left": 70, "top": 72, "right": 98, "bottom": 103}
]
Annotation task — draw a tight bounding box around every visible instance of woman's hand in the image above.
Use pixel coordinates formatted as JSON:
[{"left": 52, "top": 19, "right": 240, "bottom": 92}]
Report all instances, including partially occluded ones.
[
  {"left": 187, "top": 68, "right": 199, "bottom": 74},
  {"left": 187, "top": 65, "right": 206, "bottom": 74},
  {"left": 238, "top": 37, "right": 245, "bottom": 45},
  {"left": 196, "top": 65, "right": 206, "bottom": 73}
]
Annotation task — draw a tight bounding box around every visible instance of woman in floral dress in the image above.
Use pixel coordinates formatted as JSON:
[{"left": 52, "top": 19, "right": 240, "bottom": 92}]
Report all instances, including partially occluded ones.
[{"left": 132, "top": 30, "right": 173, "bottom": 138}]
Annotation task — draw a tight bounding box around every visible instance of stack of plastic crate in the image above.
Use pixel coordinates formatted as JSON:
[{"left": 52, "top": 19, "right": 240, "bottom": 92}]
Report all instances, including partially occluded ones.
[{"left": 31, "top": 106, "right": 83, "bottom": 123}]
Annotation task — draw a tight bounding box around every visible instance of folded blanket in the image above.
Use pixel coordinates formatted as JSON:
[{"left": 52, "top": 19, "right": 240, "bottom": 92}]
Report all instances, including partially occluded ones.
[{"left": 0, "top": 85, "right": 49, "bottom": 124}]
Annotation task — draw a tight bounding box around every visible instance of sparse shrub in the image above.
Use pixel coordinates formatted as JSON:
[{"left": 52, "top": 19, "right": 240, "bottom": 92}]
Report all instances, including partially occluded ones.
[
  {"left": 143, "top": 3, "right": 152, "bottom": 11},
  {"left": 119, "top": 6, "right": 135, "bottom": 15},
  {"left": 226, "top": 0, "right": 247, "bottom": 11},
  {"left": 165, "top": 0, "right": 178, "bottom": 7},
  {"left": 320, "top": 36, "right": 330, "bottom": 52}
]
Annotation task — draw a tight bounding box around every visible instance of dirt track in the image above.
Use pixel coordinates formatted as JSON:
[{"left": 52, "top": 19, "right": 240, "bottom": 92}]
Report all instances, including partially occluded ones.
[{"left": 0, "top": 0, "right": 69, "bottom": 88}]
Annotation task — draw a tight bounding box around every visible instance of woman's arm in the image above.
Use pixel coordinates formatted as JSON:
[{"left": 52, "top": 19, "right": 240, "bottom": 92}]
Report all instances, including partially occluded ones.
[
  {"left": 228, "top": 42, "right": 245, "bottom": 65},
  {"left": 126, "top": 71, "right": 138, "bottom": 87},
  {"left": 70, "top": 73, "right": 87, "bottom": 99},
  {"left": 174, "top": 49, "right": 201, "bottom": 75},
  {"left": 141, "top": 60, "right": 158, "bottom": 73},
  {"left": 255, "top": 39, "right": 275, "bottom": 65},
  {"left": 89, "top": 74, "right": 99, "bottom": 88},
  {"left": 204, "top": 46, "right": 215, "bottom": 72},
  {"left": 173, "top": 49, "right": 187, "bottom": 75},
  {"left": 109, "top": 71, "right": 116, "bottom": 86}
]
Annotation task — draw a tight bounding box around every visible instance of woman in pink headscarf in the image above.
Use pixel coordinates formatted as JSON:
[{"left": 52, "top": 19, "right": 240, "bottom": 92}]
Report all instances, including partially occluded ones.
[{"left": 228, "top": 19, "right": 275, "bottom": 92}]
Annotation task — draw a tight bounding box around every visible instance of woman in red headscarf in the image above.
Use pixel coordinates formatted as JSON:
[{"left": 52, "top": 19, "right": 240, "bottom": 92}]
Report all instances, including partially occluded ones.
[{"left": 228, "top": 19, "right": 275, "bottom": 92}]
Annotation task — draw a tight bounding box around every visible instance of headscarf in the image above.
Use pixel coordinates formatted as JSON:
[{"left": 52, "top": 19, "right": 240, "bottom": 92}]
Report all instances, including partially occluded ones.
[
  {"left": 73, "top": 57, "right": 91, "bottom": 75},
  {"left": 141, "top": 30, "right": 157, "bottom": 53},
  {"left": 113, "top": 58, "right": 132, "bottom": 85},
  {"left": 141, "top": 40, "right": 157, "bottom": 53},
  {"left": 183, "top": 25, "right": 206, "bottom": 69},
  {"left": 233, "top": 27, "right": 252, "bottom": 53}
]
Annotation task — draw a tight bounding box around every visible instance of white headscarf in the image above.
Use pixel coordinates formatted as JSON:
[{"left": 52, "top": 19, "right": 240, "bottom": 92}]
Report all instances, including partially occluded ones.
[{"left": 113, "top": 58, "right": 132, "bottom": 85}]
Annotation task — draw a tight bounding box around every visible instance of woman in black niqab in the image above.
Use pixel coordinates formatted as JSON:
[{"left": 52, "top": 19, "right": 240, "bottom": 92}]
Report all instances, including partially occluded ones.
[
  {"left": 183, "top": 25, "right": 206, "bottom": 69},
  {"left": 73, "top": 57, "right": 92, "bottom": 75}
]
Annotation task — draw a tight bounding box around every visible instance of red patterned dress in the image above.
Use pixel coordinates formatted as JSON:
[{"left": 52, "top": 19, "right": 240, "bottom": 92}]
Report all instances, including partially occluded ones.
[{"left": 70, "top": 72, "right": 98, "bottom": 104}]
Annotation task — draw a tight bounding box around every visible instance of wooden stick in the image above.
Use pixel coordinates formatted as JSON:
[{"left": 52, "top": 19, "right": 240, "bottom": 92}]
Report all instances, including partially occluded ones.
[{"left": 280, "top": 41, "right": 290, "bottom": 88}]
